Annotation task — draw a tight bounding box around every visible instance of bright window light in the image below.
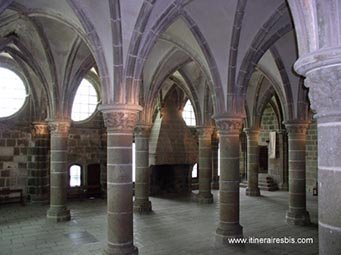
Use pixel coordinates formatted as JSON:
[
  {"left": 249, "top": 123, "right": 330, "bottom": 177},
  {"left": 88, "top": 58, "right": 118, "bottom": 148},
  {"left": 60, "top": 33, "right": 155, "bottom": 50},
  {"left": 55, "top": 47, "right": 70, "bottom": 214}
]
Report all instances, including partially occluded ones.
[
  {"left": 192, "top": 163, "right": 198, "bottom": 178},
  {"left": 71, "top": 79, "right": 98, "bottom": 121},
  {"left": 132, "top": 142, "right": 136, "bottom": 182},
  {"left": 0, "top": 67, "right": 27, "bottom": 118},
  {"left": 69, "top": 165, "right": 81, "bottom": 187},
  {"left": 182, "top": 100, "right": 196, "bottom": 126}
]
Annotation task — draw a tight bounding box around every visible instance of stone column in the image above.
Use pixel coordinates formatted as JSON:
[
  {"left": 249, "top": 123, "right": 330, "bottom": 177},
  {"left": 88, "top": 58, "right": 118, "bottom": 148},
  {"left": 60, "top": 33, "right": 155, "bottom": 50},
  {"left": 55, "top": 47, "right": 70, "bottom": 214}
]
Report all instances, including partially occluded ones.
[
  {"left": 133, "top": 124, "right": 152, "bottom": 213},
  {"left": 278, "top": 129, "right": 288, "bottom": 191},
  {"left": 300, "top": 64, "right": 341, "bottom": 254},
  {"left": 211, "top": 130, "right": 219, "bottom": 190},
  {"left": 196, "top": 126, "right": 213, "bottom": 203},
  {"left": 284, "top": 121, "right": 310, "bottom": 225},
  {"left": 215, "top": 117, "right": 243, "bottom": 242},
  {"left": 46, "top": 121, "right": 71, "bottom": 222},
  {"left": 28, "top": 122, "right": 50, "bottom": 204},
  {"left": 100, "top": 104, "right": 141, "bottom": 255},
  {"left": 244, "top": 128, "right": 260, "bottom": 196}
]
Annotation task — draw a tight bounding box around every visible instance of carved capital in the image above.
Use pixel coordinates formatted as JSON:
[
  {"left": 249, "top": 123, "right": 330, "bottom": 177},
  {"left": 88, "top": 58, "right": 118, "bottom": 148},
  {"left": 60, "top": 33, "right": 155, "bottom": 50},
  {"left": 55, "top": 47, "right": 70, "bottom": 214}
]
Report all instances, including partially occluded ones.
[
  {"left": 215, "top": 117, "right": 243, "bottom": 135},
  {"left": 197, "top": 126, "right": 213, "bottom": 139},
  {"left": 32, "top": 121, "right": 49, "bottom": 137},
  {"left": 99, "top": 104, "right": 142, "bottom": 132},
  {"left": 134, "top": 124, "right": 151, "bottom": 137},
  {"left": 304, "top": 65, "right": 341, "bottom": 119},
  {"left": 243, "top": 128, "right": 260, "bottom": 137},
  {"left": 284, "top": 121, "right": 309, "bottom": 136},
  {"left": 48, "top": 121, "right": 71, "bottom": 136}
]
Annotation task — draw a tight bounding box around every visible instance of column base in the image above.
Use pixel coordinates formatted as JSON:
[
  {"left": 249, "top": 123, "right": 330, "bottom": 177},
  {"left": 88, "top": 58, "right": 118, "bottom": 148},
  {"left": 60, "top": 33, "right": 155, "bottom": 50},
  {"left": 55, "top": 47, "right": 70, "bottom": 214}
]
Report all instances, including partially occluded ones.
[
  {"left": 194, "top": 193, "right": 213, "bottom": 204},
  {"left": 47, "top": 206, "right": 71, "bottom": 222},
  {"left": 133, "top": 199, "right": 152, "bottom": 214},
  {"left": 245, "top": 187, "right": 260, "bottom": 197},
  {"left": 104, "top": 243, "right": 138, "bottom": 255},
  {"left": 216, "top": 223, "right": 243, "bottom": 245},
  {"left": 286, "top": 210, "right": 310, "bottom": 226}
]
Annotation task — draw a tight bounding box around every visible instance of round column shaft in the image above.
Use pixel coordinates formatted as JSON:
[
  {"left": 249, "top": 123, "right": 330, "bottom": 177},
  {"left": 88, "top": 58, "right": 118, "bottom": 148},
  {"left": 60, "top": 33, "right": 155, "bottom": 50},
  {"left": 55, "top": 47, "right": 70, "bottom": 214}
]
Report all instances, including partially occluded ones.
[
  {"left": 196, "top": 126, "right": 213, "bottom": 203},
  {"left": 46, "top": 121, "right": 71, "bottom": 222},
  {"left": 215, "top": 117, "right": 243, "bottom": 243},
  {"left": 133, "top": 124, "right": 152, "bottom": 213},
  {"left": 244, "top": 128, "right": 260, "bottom": 196},
  {"left": 28, "top": 122, "right": 49, "bottom": 204},
  {"left": 100, "top": 105, "right": 140, "bottom": 255},
  {"left": 211, "top": 130, "right": 219, "bottom": 190},
  {"left": 285, "top": 121, "right": 310, "bottom": 225}
]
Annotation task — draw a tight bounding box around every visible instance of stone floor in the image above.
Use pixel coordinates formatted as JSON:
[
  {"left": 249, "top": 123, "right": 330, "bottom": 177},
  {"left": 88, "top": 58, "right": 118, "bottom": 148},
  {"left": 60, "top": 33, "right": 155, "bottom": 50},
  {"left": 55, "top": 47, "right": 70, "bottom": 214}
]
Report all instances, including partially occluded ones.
[{"left": 0, "top": 188, "right": 318, "bottom": 255}]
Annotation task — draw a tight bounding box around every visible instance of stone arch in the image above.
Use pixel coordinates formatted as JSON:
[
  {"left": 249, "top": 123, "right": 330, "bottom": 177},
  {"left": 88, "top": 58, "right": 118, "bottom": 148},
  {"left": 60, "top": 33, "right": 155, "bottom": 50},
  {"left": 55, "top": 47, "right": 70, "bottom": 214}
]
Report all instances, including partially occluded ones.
[
  {"left": 63, "top": 55, "right": 97, "bottom": 120},
  {"left": 67, "top": 0, "right": 111, "bottom": 103},
  {"left": 1, "top": 38, "right": 51, "bottom": 120},
  {"left": 129, "top": 3, "right": 225, "bottom": 115}
]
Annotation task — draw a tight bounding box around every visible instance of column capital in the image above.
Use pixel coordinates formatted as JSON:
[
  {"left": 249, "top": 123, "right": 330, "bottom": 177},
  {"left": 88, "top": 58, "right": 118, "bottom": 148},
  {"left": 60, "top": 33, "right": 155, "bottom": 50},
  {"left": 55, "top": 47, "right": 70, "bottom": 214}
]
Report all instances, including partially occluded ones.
[
  {"left": 304, "top": 64, "right": 341, "bottom": 121},
  {"left": 284, "top": 120, "right": 310, "bottom": 135},
  {"left": 196, "top": 126, "right": 213, "bottom": 138},
  {"left": 214, "top": 115, "right": 243, "bottom": 135},
  {"left": 48, "top": 120, "right": 71, "bottom": 135},
  {"left": 99, "top": 104, "right": 143, "bottom": 132},
  {"left": 32, "top": 121, "right": 49, "bottom": 137},
  {"left": 243, "top": 127, "right": 260, "bottom": 136},
  {"left": 294, "top": 49, "right": 341, "bottom": 121},
  {"left": 134, "top": 124, "right": 151, "bottom": 137}
]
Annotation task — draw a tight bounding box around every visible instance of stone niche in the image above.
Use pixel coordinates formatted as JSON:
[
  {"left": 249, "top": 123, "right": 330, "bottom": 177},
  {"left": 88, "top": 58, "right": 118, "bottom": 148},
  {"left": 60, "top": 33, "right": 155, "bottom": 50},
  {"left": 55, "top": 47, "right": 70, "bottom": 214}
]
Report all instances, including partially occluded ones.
[{"left": 149, "top": 89, "right": 198, "bottom": 195}]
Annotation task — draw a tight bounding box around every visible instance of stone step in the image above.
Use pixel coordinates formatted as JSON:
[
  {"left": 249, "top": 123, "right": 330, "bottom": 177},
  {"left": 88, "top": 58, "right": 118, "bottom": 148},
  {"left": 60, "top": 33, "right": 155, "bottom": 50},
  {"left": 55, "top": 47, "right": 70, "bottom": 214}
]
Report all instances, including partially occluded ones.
[{"left": 240, "top": 174, "right": 279, "bottom": 191}]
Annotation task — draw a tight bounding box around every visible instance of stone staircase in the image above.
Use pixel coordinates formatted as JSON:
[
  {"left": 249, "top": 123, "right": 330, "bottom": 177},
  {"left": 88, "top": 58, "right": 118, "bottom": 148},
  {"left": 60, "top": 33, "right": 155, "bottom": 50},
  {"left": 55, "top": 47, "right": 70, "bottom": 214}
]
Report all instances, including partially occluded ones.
[
  {"left": 240, "top": 173, "right": 278, "bottom": 191},
  {"left": 258, "top": 174, "right": 278, "bottom": 191}
]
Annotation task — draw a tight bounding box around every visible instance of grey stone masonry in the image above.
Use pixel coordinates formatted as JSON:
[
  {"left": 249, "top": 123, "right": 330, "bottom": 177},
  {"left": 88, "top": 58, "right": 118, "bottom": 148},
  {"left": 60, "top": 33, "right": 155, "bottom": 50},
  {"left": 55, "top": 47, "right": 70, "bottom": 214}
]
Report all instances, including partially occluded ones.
[
  {"left": 46, "top": 121, "right": 71, "bottom": 222},
  {"left": 284, "top": 121, "right": 310, "bottom": 226},
  {"left": 244, "top": 128, "right": 261, "bottom": 196},
  {"left": 100, "top": 104, "right": 141, "bottom": 255},
  {"left": 211, "top": 130, "right": 219, "bottom": 189},
  {"left": 133, "top": 124, "right": 152, "bottom": 213},
  {"left": 296, "top": 60, "right": 341, "bottom": 255},
  {"left": 195, "top": 126, "right": 213, "bottom": 203},
  {"left": 215, "top": 117, "right": 243, "bottom": 243},
  {"left": 28, "top": 122, "right": 49, "bottom": 204}
]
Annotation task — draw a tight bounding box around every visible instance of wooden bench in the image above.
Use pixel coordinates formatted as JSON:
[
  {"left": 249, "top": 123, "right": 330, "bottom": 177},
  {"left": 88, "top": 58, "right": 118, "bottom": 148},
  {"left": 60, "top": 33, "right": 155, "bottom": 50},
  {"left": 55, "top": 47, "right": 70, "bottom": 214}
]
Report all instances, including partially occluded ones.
[{"left": 0, "top": 188, "right": 25, "bottom": 205}]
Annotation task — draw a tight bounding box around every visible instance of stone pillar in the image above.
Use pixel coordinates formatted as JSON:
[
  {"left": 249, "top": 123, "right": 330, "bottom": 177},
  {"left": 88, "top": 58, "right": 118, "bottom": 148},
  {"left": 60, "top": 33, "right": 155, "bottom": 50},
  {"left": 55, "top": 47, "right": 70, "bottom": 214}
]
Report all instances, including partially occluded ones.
[
  {"left": 298, "top": 64, "right": 341, "bottom": 254},
  {"left": 46, "top": 121, "right": 71, "bottom": 222},
  {"left": 100, "top": 104, "right": 141, "bottom": 255},
  {"left": 28, "top": 122, "right": 50, "bottom": 204},
  {"left": 133, "top": 124, "right": 152, "bottom": 213},
  {"left": 244, "top": 128, "right": 260, "bottom": 196},
  {"left": 278, "top": 130, "right": 288, "bottom": 191},
  {"left": 284, "top": 121, "right": 310, "bottom": 225},
  {"left": 211, "top": 130, "right": 219, "bottom": 190},
  {"left": 196, "top": 126, "right": 213, "bottom": 203},
  {"left": 215, "top": 117, "right": 243, "bottom": 242}
]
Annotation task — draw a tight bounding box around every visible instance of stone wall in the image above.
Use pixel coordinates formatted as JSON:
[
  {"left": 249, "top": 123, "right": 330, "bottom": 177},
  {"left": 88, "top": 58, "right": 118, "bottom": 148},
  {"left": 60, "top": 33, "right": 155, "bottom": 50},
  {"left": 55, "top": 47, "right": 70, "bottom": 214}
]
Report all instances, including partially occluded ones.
[
  {"left": 0, "top": 124, "right": 31, "bottom": 197},
  {"left": 306, "top": 120, "right": 318, "bottom": 193},
  {"left": 259, "top": 104, "right": 279, "bottom": 145}
]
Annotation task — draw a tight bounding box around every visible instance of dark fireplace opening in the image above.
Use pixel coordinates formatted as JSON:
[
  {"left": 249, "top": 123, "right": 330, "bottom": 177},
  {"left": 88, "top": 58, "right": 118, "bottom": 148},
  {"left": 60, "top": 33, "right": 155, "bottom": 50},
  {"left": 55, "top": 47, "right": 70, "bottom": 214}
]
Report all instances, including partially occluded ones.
[{"left": 150, "top": 164, "right": 192, "bottom": 195}]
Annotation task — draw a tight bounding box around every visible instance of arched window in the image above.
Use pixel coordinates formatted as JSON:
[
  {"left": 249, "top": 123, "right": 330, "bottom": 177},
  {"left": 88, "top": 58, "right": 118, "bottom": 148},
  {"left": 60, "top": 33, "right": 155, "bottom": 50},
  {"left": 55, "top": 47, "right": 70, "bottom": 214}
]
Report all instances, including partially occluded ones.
[
  {"left": 69, "top": 165, "right": 81, "bottom": 187},
  {"left": 182, "top": 100, "right": 196, "bottom": 126},
  {"left": 71, "top": 79, "right": 98, "bottom": 121},
  {"left": 192, "top": 163, "right": 198, "bottom": 178},
  {"left": 0, "top": 67, "right": 27, "bottom": 118}
]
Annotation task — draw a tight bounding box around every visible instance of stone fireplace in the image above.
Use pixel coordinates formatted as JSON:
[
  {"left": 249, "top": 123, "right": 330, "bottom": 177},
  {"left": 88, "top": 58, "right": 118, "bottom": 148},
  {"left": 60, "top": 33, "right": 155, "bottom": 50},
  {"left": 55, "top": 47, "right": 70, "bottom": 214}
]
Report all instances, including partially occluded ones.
[{"left": 148, "top": 89, "right": 198, "bottom": 195}]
